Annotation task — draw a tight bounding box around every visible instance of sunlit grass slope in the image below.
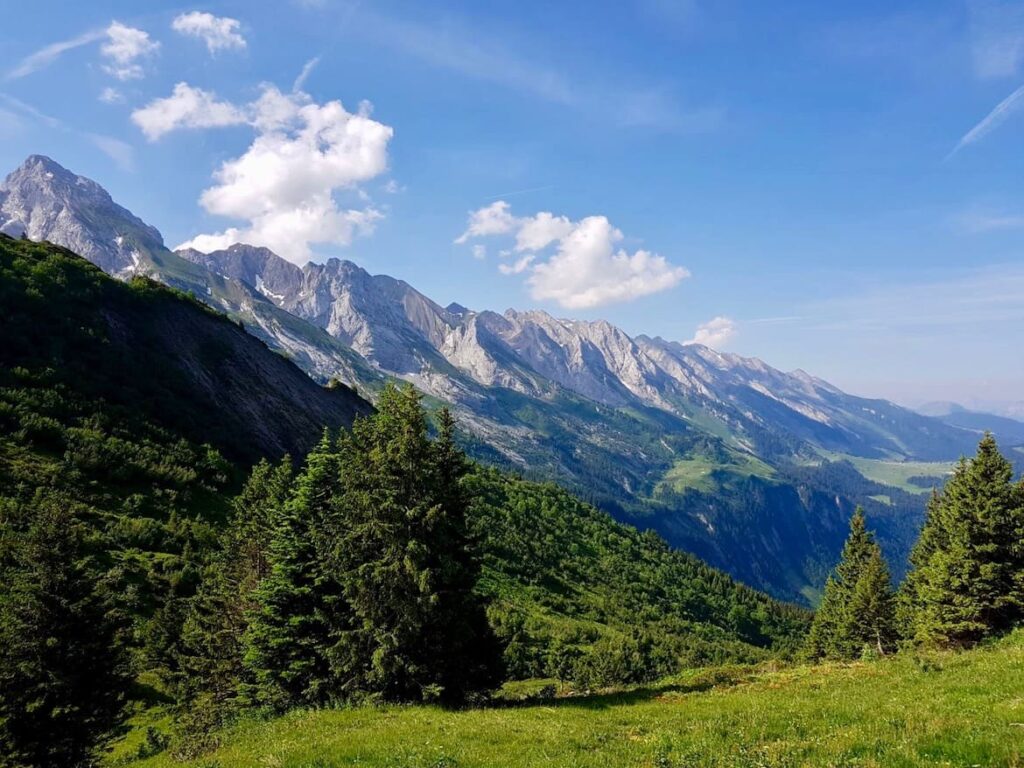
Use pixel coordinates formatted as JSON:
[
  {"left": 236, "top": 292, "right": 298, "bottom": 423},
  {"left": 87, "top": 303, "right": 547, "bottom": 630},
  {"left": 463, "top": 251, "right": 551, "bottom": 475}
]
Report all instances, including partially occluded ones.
[{"left": 120, "top": 631, "right": 1024, "bottom": 768}]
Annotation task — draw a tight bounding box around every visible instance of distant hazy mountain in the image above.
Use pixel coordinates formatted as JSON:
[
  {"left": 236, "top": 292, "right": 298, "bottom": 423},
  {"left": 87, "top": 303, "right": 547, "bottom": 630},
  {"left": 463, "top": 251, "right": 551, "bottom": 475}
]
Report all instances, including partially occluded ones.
[
  {"left": 917, "top": 402, "right": 1024, "bottom": 448},
  {"left": 0, "top": 154, "right": 984, "bottom": 603}
]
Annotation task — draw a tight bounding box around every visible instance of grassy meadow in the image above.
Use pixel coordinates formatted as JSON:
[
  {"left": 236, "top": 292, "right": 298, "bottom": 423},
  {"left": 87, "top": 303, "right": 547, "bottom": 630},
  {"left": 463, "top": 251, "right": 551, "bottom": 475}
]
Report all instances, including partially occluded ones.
[{"left": 114, "top": 631, "right": 1024, "bottom": 768}]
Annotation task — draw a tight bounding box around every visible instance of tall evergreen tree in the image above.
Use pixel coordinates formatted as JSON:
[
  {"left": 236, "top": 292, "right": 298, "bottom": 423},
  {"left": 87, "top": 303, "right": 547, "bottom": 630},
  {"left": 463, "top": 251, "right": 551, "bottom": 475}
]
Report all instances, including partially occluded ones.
[
  {"left": 330, "top": 385, "right": 502, "bottom": 703},
  {"left": 0, "top": 500, "right": 130, "bottom": 767},
  {"left": 243, "top": 435, "right": 349, "bottom": 709},
  {"left": 900, "top": 434, "right": 1024, "bottom": 647},
  {"left": 177, "top": 458, "right": 293, "bottom": 730},
  {"left": 803, "top": 508, "right": 895, "bottom": 659}
]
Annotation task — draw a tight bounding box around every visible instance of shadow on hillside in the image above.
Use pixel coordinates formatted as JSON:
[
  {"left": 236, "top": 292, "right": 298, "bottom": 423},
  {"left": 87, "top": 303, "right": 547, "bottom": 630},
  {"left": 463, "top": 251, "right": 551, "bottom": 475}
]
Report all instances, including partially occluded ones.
[{"left": 499, "top": 671, "right": 753, "bottom": 711}]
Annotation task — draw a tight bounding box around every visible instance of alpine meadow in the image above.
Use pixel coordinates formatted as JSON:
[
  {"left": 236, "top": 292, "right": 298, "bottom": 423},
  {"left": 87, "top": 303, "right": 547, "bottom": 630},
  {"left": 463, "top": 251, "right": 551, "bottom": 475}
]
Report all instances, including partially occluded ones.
[{"left": 2, "top": 2, "right": 1024, "bottom": 767}]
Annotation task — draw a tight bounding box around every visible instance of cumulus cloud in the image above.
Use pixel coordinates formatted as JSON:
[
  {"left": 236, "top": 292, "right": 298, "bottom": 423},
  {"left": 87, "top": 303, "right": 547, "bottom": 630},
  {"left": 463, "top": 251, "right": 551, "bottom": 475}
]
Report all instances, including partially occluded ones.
[
  {"left": 454, "top": 200, "right": 517, "bottom": 243},
  {"left": 101, "top": 22, "right": 160, "bottom": 80},
  {"left": 685, "top": 316, "right": 737, "bottom": 349},
  {"left": 131, "top": 83, "right": 247, "bottom": 140},
  {"left": 456, "top": 202, "right": 688, "bottom": 308},
  {"left": 471, "top": 244, "right": 486, "bottom": 259},
  {"left": 172, "top": 12, "right": 247, "bottom": 53},
  {"left": 164, "top": 84, "right": 393, "bottom": 264}
]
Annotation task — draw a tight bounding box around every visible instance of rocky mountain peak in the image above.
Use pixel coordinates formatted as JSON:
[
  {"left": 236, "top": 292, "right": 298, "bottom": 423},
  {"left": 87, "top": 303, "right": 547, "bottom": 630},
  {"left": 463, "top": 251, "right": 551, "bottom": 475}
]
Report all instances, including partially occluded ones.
[{"left": 0, "top": 155, "right": 163, "bottom": 274}]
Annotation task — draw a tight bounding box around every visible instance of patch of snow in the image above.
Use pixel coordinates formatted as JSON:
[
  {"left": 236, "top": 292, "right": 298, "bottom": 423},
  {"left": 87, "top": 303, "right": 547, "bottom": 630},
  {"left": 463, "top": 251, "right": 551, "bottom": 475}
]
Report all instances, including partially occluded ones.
[{"left": 255, "top": 274, "right": 286, "bottom": 302}]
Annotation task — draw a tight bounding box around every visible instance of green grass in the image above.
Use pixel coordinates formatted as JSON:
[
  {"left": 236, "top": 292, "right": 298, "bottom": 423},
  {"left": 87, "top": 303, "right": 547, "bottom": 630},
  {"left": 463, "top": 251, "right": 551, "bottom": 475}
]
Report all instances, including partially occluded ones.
[
  {"left": 117, "top": 631, "right": 1024, "bottom": 768},
  {"left": 816, "top": 451, "right": 954, "bottom": 495},
  {"left": 660, "top": 451, "right": 776, "bottom": 494}
]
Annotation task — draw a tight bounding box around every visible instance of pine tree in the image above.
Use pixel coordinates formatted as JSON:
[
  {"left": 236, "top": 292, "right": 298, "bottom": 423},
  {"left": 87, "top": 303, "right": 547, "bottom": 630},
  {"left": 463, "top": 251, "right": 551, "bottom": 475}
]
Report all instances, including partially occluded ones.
[
  {"left": 0, "top": 500, "right": 130, "bottom": 767},
  {"left": 330, "top": 385, "right": 503, "bottom": 702},
  {"left": 176, "top": 458, "right": 293, "bottom": 732},
  {"left": 900, "top": 434, "right": 1024, "bottom": 647},
  {"left": 847, "top": 544, "right": 896, "bottom": 655},
  {"left": 243, "top": 435, "right": 349, "bottom": 709},
  {"left": 803, "top": 508, "right": 896, "bottom": 660}
]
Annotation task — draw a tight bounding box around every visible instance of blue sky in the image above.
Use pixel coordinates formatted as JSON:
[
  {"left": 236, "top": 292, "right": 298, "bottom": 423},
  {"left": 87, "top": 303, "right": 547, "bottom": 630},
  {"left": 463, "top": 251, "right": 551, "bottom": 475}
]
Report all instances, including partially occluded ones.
[{"left": 1, "top": 0, "right": 1022, "bottom": 410}]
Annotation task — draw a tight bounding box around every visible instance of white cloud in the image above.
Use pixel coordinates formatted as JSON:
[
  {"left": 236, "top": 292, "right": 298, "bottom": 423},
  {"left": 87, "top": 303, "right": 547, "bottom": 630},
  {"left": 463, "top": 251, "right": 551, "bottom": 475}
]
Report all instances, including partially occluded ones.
[
  {"left": 969, "top": 0, "right": 1024, "bottom": 78},
  {"left": 101, "top": 22, "right": 160, "bottom": 80},
  {"left": 515, "top": 211, "right": 573, "bottom": 251},
  {"left": 457, "top": 202, "right": 688, "bottom": 308},
  {"left": 498, "top": 254, "right": 535, "bottom": 275},
  {"left": 172, "top": 85, "right": 393, "bottom": 264},
  {"left": 172, "top": 12, "right": 246, "bottom": 53},
  {"left": 99, "top": 86, "right": 124, "bottom": 104},
  {"left": 949, "top": 83, "right": 1024, "bottom": 157},
  {"left": 6, "top": 28, "right": 106, "bottom": 80},
  {"left": 131, "top": 83, "right": 247, "bottom": 140},
  {"left": 454, "top": 200, "right": 517, "bottom": 243},
  {"left": 293, "top": 56, "right": 321, "bottom": 92},
  {"left": 471, "top": 244, "right": 486, "bottom": 259},
  {"left": 685, "top": 316, "right": 737, "bottom": 349}
]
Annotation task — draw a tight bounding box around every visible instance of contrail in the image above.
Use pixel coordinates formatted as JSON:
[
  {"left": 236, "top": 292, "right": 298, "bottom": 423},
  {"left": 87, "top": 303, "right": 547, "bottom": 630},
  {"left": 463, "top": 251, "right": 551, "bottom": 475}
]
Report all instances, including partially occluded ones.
[{"left": 947, "top": 82, "right": 1024, "bottom": 160}]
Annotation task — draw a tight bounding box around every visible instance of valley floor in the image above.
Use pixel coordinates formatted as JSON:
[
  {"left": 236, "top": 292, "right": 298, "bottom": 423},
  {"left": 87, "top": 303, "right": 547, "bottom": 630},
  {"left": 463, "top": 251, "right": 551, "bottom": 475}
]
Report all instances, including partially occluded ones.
[{"left": 116, "top": 631, "right": 1024, "bottom": 768}]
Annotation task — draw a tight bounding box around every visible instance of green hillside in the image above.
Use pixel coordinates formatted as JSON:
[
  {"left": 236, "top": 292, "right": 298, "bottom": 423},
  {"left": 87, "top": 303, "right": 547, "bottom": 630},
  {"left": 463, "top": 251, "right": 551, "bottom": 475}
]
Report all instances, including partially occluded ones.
[
  {"left": 117, "top": 631, "right": 1024, "bottom": 768},
  {"left": 0, "top": 236, "right": 810, "bottom": 766}
]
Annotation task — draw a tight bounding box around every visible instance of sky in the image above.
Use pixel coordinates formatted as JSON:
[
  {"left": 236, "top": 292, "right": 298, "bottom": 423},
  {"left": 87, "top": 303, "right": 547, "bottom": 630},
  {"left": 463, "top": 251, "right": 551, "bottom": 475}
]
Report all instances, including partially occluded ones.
[{"left": 1, "top": 0, "right": 1022, "bottom": 411}]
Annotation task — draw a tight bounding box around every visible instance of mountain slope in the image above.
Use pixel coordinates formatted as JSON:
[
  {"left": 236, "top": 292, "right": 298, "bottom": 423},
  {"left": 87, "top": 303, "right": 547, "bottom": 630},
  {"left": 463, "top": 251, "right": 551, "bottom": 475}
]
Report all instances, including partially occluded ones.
[
  {"left": 0, "top": 155, "right": 977, "bottom": 603},
  {"left": 0, "top": 234, "right": 371, "bottom": 464},
  {"left": 0, "top": 234, "right": 809, "bottom": 696}
]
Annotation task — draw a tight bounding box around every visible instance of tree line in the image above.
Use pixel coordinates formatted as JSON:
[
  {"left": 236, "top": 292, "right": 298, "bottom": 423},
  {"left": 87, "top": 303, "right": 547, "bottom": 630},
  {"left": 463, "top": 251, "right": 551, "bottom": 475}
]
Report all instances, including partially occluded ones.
[
  {"left": 803, "top": 433, "right": 1024, "bottom": 660},
  {"left": 2, "top": 379, "right": 1022, "bottom": 766}
]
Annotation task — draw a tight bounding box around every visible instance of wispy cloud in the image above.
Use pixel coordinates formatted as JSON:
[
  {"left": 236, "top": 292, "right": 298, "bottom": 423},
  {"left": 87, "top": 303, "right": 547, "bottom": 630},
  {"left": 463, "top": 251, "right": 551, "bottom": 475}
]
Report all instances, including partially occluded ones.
[
  {"left": 347, "top": 5, "right": 717, "bottom": 133},
  {"left": 292, "top": 56, "right": 321, "bottom": 92},
  {"left": 5, "top": 28, "right": 105, "bottom": 80},
  {"left": 0, "top": 93, "right": 135, "bottom": 171},
  {"left": 948, "top": 82, "right": 1024, "bottom": 158},
  {"left": 968, "top": 0, "right": 1024, "bottom": 79},
  {"left": 954, "top": 206, "right": 1024, "bottom": 232},
  {"left": 795, "top": 264, "right": 1024, "bottom": 333}
]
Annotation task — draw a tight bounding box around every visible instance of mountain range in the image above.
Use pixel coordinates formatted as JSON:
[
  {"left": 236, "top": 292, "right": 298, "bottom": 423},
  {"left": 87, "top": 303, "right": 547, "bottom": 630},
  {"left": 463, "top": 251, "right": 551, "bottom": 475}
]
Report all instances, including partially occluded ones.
[{"left": 1, "top": 154, "right": 1009, "bottom": 603}]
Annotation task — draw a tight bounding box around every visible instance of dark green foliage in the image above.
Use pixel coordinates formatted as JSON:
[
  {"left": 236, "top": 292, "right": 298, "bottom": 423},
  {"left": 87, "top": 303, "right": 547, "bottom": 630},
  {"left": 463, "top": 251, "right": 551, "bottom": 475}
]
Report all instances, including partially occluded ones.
[
  {"left": 467, "top": 468, "right": 812, "bottom": 683},
  {"left": 803, "top": 509, "right": 896, "bottom": 660},
  {"left": 329, "top": 387, "right": 503, "bottom": 703},
  {"left": 0, "top": 235, "right": 235, "bottom": 676},
  {"left": 243, "top": 436, "right": 348, "bottom": 709},
  {"left": 900, "top": 434, "right": 1024, "bottom": 647},
  {"left": 177, "top": 458, "right": 293, "bottom": 733},
  {"left": 0, "top": 500, "right": 130, "bottom": 767}
]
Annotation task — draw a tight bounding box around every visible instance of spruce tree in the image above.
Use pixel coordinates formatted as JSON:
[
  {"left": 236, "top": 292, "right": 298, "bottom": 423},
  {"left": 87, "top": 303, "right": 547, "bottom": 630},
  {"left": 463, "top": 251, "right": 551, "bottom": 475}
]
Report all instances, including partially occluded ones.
[
  {"left": 900, "top": 434, "right": 1024, "bottom": 647},
  {"left": 177, "top": 458, "right": 293, "bottom": 731},
  {"left": 0, "top": 500, "right": 130, "bottom": 767},
  {"left": 847, "top": 544, "right": 896, "bottom": 655},
  {"left": 803, "top": 508, "right": 896, "bottom": 659},
  {"left": 330, "top": 385, "right": 502, "bottom": 702},
  {"left": 243, "top": 435, "right": 349, "bottom": 709}
]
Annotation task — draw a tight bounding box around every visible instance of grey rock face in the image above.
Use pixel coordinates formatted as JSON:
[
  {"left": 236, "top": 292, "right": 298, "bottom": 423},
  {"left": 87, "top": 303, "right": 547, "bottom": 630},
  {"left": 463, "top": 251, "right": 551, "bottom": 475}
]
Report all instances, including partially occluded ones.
[{"left": 0, "top": 155, "right": 164, "bottom": 275}]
